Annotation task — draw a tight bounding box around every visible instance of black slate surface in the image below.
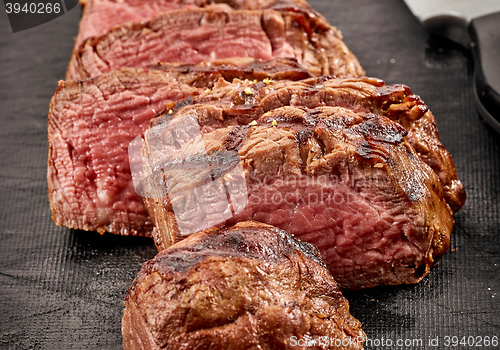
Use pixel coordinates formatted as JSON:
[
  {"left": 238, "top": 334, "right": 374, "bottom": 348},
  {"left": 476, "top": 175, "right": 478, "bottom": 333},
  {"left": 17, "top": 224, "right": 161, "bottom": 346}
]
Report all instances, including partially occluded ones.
[{"left": 0, "top": 1, "right": 499, "bottom": 349}]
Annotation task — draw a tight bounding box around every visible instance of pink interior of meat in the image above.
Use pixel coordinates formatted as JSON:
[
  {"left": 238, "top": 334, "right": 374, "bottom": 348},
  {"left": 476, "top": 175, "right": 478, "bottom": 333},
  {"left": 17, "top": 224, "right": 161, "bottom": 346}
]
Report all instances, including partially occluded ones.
[
  {"left": 81, "top": 9, "right": 297, "bottom": 78},
  {"left": 105, "top": 23, "right": 274, "bottom": 71},
  {"left": 150, "top": 136, "right": 426, "bottom": 287},
  {"left": 232, "top": 175, "right": 422, "bottom": 274},
  {"left": 75, "top": 0, "right": 205, "bottom": 50},
  {"left": 165, "top": 172, "right": 424, "bottom": 287},
  {"left": 49, "top": 77, "right": 200, "bottom": 233}
]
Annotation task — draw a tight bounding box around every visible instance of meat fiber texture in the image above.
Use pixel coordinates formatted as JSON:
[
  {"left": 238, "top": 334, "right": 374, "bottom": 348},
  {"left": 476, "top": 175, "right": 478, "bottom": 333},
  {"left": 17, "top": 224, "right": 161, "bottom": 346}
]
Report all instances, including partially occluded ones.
[
  {"left": 67, "top": 0, "right": 208, "bottom": 80},
  {"left": 68, "top": 2, "right": 365, "bottom": 81},
  {"left": 122, "top": 221, "right": 365, "bottom": 350},
  {"left": 146, "top": 76, "right": 466, "bottom": 212},
  {"left": 67, "top": 0, "right": 314, "bottom": 80},
  {"left": 47, "top": 58, "right": 310, "bottom": 236},
  {"left": 140, "top": 77, "right": 463, "bottom": 289}
]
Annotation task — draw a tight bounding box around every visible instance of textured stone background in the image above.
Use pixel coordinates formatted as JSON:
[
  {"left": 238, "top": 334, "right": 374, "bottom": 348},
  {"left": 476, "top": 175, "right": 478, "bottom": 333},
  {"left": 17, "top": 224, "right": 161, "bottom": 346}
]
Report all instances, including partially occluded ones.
[{"left": 0, "top": 1, "right": 498, "bottom": 348}]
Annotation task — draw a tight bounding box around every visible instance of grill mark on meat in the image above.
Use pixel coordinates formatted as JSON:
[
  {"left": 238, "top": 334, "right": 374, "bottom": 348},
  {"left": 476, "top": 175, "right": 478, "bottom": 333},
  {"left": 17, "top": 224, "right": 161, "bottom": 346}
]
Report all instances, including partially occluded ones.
[
  {"left": 154, "top": 152, "right": 240, "bottom": 189},
  {"left": 295, "top": 129, "right": 313, "bottom": 145},
  {"left": 151, "top": 57, "right": 311, "bottom": 83},
  {"left": 208, "top": 151, "right": 242, "bottom": 180},
  {"left": 160, "top": 76, "right": 465, "bottom": 210},
  {"left": 356, "top": 114, "right": 407, "bottom": 144},
  {"left": 156, "top": 251, "right": 209, "bottom": 272},
  {"left": 170, "top": 97, "right": 195, "bottom": 116},
  {"left": 254, "top": 108, "right": 409, "bottom": 178},
  {"left": 223, "top": 125, "right": 252, "bottom": 152}
]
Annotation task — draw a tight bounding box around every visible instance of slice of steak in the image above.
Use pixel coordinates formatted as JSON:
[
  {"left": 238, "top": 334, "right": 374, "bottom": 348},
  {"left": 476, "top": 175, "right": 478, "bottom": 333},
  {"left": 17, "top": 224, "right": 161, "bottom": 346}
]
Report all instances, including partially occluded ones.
[
  {"left": 148, "top": 76, "right": 465, "bottom": 211},
  {"left": 122, "top": 221, "right": 366, "bottom": 349},
  {"left": 67, "top": 0, "right": 315, "bottom": 80},
  {"left": 69, "top": 4, "right": 365, "bottom": 80},
  {"left": 71, "top": 0, "right": 313, "bottom": 52},
  {"left": 67, "top": 0, "right": 204, "bottom": 81},
  {"left": 141, "top": 106, "right": 455, "bottom": 289},
  {"left": 47, "top": 58, "right": 309, "bottom": 236}
]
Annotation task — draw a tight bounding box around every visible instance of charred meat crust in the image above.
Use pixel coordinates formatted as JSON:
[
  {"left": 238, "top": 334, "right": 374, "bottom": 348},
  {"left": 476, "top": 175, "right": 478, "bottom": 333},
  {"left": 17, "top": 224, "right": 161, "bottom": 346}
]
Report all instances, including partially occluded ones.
[
  {"left": 151, "top": 76, "right": 465, "bottom": 211},
  {"left": 149, "top": 221, "right": 328, "bottom": 272},
  {"left": 123, "top": 221, "right": 365, "bottom": 350},
  {"left": 149, "top": 57, "right": 311, "bottom": 84}
]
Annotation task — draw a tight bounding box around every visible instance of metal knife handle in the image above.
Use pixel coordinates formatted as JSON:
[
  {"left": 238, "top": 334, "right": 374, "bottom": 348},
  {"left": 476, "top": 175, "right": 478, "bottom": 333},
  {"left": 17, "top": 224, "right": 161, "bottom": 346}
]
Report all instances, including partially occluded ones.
[{"left": 468, "top": 12, "right": 500, "bottom": 133}]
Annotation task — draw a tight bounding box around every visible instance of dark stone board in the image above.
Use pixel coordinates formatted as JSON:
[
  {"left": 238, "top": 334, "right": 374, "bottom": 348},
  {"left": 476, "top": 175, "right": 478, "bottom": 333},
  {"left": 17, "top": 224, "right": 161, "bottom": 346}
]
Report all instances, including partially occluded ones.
[{"left": 0, "top": 0, "right": 498, "bottom": 348}]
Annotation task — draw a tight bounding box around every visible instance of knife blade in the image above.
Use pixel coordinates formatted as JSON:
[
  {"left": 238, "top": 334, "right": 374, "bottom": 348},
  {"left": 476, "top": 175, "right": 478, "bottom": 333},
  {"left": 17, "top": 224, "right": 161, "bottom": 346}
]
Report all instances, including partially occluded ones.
[{"left": 404, "top": 0, "right": 500, "bottom": 134}]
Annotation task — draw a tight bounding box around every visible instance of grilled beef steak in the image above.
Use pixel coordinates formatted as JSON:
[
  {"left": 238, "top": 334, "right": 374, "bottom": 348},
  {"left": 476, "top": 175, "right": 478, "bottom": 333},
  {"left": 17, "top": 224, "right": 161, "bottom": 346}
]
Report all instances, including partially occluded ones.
[
  {"left": 66, "top": 0, "right": 202, "bottom": 81},
  {"left": 47, "top": 58, "right": 309, "bottom": 236},
  {"left": 146, "top": 76, "right": 465, "bottom": 211},
  {"left": 66, "top": 0, "right": 316, "bottom": 80},
  {"left": 122, "top": 221, "right": 365, "bottom": 349},
  {"left": 141, "top": 105, "right": 455, "bottom": 289},
  {"left": 69, "top": 4, "right": 365, "bottom": 80}
]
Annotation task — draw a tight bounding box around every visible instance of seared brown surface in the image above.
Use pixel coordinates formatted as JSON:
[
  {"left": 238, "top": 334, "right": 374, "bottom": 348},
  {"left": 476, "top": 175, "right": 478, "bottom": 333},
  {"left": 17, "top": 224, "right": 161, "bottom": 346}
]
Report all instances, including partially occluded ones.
[
  {"left": 122, "top": 221, "right": 365, "bottom": 349},
  {"left": 142, "top": 105, "right": 454, "bottom": 289},
  {"left": 148, "top": 76, "right": 465, "bottom": 211},
  {"left": 47, "top": 58, "right": 309, "bottom": 236},
  {"left": 149, "top": 57, "right": 311, "bottom": 83}
]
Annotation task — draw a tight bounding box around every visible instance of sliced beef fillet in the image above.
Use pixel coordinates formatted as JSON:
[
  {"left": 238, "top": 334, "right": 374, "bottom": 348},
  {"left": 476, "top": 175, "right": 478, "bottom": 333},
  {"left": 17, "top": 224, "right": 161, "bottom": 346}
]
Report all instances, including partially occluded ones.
[
  {"left": 69, "top": 3, "right": 365, "bottom": 80},
  {"left": 47, "top": 58, "right": 310, "bottom": 236},
  {"left": 68, "top": 0, "right": 211, "bottom": 80},
  {"left": 66, "top": 0, "right": 204, "bottom": 81},
  {"left": 147, "top": 76, "right": 465, "bottom": 211},
  {"left": 122, "top": 221, "right": 365, "bottom": 350},
  {"left": 141, "top": 106, "right": 455, "bottom": 289},
  {"left": 67, "top": 0, "right": 316, "bottom": 80}
]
